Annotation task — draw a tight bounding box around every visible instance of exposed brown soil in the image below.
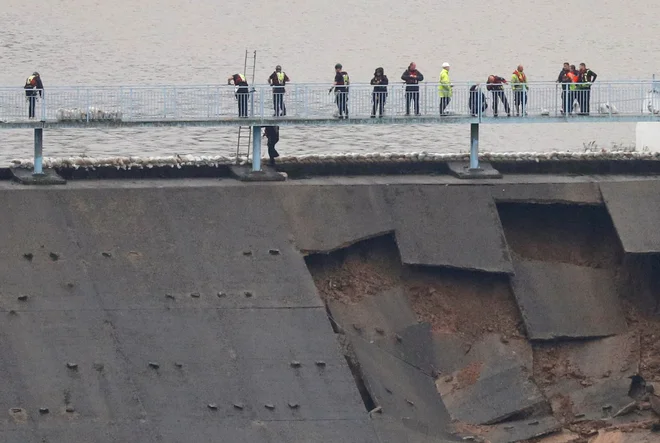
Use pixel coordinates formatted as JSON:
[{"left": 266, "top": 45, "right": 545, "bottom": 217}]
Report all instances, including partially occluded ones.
[
  {"left": 307, "top": 234, "right": 524, "bottom": 340},
  {"left": 497, "top": 203, "right": 622, "bottom": 269},
  {"left": 305, "top": 204, "right": 660, "bottom": 443}
]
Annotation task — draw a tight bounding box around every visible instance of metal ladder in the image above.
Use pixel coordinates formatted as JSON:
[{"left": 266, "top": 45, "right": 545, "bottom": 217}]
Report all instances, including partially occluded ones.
[{"left": 235, "top": 50, "right": 257, "bottom": 164}]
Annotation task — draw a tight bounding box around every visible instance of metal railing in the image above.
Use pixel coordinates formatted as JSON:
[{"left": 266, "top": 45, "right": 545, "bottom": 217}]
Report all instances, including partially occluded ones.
[{"left": 2, "top": 81, "right": 660, "bottom": 123}]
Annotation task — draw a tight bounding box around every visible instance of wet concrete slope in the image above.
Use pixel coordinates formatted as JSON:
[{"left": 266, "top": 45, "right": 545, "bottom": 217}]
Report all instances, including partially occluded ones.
[{"left": 0, "top": 185, "right": 376, "bottom": 443}]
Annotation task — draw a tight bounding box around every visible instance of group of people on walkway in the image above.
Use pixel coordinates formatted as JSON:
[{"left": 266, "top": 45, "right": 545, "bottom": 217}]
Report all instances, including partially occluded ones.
[{"left": 557, "top": 62, "right": 598, "bottom": 115}]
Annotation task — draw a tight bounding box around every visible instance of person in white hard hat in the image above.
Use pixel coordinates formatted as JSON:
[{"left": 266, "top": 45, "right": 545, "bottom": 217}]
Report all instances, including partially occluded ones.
[{"left": 438, "top": 62, "right": 452, "bottom": 115}]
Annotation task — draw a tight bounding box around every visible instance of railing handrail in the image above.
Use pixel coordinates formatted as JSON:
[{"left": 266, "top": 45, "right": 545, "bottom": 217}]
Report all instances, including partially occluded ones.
[{"left": 0, "top": 80, "right": 657, "bottom": 90}]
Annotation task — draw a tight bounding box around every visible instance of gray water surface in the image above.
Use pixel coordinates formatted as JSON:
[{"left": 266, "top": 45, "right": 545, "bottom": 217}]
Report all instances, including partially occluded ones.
[{"left": 1, "top": 0, "right": 658, "bottom": 164}]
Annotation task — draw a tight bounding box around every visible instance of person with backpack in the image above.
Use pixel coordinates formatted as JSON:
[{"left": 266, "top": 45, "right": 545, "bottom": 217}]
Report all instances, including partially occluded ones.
[
  {"left": 24, "top": 72, "right": 44, "bottom": 119},
  {"left": 468, "top": 84, "right": 488, "bottom": 117}
]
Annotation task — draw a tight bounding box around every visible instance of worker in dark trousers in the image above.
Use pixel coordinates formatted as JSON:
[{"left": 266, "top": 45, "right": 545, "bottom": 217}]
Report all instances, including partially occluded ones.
[
  {"left": 268, "top": 65, "right": 290, "bottom": 116},
  {"left": 486, "top": 75, "right": 510, "bottom": 117},
  {"left": 330, "top": 63, "right": 350, "bottom": 119},
  {"left": 577, "top": 63, "right": 597, "bottom": 115},
  {"left": 468, "top": 84, "right": 487, "bottom": 117},
  {"left": 263, "top": 126, "right": 280, "bottom": 166},
  {"left": 401, "top": 62, "right": 424, "bottom": 115},
  {"left": 228, "top": 73, "right": 250, "bottom": 117},
  {"left": 370, "top": 67, "right": 388, "bottom": 118},
  {"left": 24, "top": 72, "right": 44, "bottom": 119}
]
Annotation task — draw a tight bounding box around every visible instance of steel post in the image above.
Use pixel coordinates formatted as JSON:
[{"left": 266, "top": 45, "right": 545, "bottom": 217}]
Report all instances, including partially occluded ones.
[
  {"left": 469, "top": 123, "right": 480, "bottom": 170},
  {"left": 252, "top": 125, "right": 261, "bottom": 172},
  {"left": 33, "top": 128, "right": 44, "bottom": 175}
]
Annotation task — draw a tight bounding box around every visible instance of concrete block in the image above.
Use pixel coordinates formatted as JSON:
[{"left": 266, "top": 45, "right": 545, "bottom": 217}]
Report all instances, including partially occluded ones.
[
  {"left": 511, "top": 260, "right": 626, "bottom": 340},
  {"left": 10, "top": 168, "right": 66, "bottom": 185}
]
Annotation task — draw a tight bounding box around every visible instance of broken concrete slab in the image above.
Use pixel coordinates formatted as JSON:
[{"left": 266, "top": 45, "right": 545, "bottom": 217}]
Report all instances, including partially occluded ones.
[
  {"left": 466, "top": 334, "right": 533, "bottom": 376},
  {"left": 351, "top": 335, "right": 452, "bottom": 438},
  {"left": 432, "top": 333, "right": 532, "bottom": 384},
  {"left": 371, "top": 415, "right": 459, "bottom": 443},
  {"left": 565, "top": 377, "right": 634, "bottom": 421},
  {"left": 438, "top": 363, "right": 547, "bottom": 425},
  {"left": 457, "top": 415, "right": 561, "bottom": 443},
  {"left": 562, "top": 332, "right": 640, "bottom": 379},
  {"left": 511, "top": 260, "right": 626, "bottom": 340},
  {"left": 277, "top": 185, "right": 393, "bottom": 253},
  {"left": 385, "top": 185, "right": 513, "bottom": 273},
  {"left": 431, "top": 333, "right": 473, "bottom": 375},
  {"left": 601, "top": 181, "right": 660, "bottom": 253},
  {"left": 492, "top": 182, "right": 602, "bottom": 204},
  {"left": 328, "top": 286, "right": 418, "bottom": 339}
]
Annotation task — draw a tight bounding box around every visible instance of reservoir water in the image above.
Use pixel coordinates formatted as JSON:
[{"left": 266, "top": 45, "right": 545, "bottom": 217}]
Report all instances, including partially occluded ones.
[{"left": 1, "top": 0, "right": 659, "bottom": 164}]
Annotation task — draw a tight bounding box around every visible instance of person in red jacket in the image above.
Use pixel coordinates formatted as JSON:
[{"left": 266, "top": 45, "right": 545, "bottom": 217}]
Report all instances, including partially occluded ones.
[
  {"left": 401, "top": 62, "right": 424, "bottom": 115},
  {"left": 486, "top": 75, "right": 510, "bottom": 117}
]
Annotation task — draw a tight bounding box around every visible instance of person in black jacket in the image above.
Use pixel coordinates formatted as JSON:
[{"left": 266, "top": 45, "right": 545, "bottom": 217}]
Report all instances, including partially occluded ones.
[
  {"left": 227, "top": 73, "right": 250, "bottom": 117},
  {"left": 24, "top": 72, "right": 44, "bottom": 119},
  {"left": 268, "top": 65, "right": 290, "bottom": 116},
  {"left": 469, "top": 84, "right": 488, "bottom": 117},
  {"left": 401, "top": 62, "right": 424, "bottom": 115},
  {"left": 264, "top": 126, "right": 280, "bottom": 166},
  {"left": 486, "top": 75, "right": 510, "bottom": 117},
  {"left": 331, "top": 63, "right": 350, "bottom": 119},
  {"left": 370, "top": 67, "right": 389, "bottom": 118}
]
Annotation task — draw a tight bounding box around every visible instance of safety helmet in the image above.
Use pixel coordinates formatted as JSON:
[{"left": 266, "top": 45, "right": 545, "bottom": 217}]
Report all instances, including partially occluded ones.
[{"left": 335, "top": 63, "right": 342, "bottom": 69}]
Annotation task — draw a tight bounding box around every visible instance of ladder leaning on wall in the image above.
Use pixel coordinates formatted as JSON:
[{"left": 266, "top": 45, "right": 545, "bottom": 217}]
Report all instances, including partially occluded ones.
[{"left": 235, "top": 50, "right": 257, "bottom": 164}]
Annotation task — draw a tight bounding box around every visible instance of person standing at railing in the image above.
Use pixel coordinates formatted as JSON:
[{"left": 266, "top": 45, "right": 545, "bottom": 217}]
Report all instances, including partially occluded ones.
[
  {"left": 330, "top": 63, "right": 350, "bottom": 119},
  {"left": 511, "top": 65, "right": 528, "bottom": 116},
  {"left": 228, "top": 73, "right": 250, "bottom": 117},
  {"left": 468, "top": 84, "right": 487, "bottom": 117},
  {"left": 401, "top": 62, "right": 424, "bottom": 116},
  {"left": 24, "top": 72, "right": 44, "bottom": 119},
  {"left": 268, "top": 65, "right": 290, "bottom": 117},
  {"left": 438, "top": 62, "right": 452, "bottom": 115},
  {"left": 370, "top": 67, "right": 389, "bottom": 118},
  {"left": 577, "top": 63, "right": 597, "bottom": 115},
  {"left": 565, "top": 65, "right": 579, "bottom": 114},
  {"left": 557, "top": 62, "right": 570, "bottom": 83},
  {"left": 486, "top": 75, "right": 510, "bottom": 117}
]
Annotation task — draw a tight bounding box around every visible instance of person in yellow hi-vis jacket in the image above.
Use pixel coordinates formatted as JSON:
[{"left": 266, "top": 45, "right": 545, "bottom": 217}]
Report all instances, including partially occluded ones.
[{"left": 438, "top": 62, "right": 452, "bottom": 115}]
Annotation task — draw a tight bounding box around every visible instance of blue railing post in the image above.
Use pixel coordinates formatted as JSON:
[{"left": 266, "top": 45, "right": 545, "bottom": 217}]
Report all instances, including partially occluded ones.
[
  {"left": 252, "top": 125, "right": 261, "bottom": 172},
  {"left": 469, "top": 123, "right": 479, "bottom": 170},
  {"left": 33, "top": 128, "right": 43, "bottom": 175}
]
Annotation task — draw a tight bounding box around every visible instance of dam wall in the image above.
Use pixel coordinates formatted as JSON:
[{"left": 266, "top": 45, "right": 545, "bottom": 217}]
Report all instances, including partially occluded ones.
[{"left": 1, "top": 169, "right": 659, "bottom": 442}]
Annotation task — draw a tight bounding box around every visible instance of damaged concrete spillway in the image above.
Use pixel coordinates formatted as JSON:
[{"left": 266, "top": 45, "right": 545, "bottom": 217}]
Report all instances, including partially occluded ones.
[{"left": 1, "top": 174, "right": 660, "bottom": 443}]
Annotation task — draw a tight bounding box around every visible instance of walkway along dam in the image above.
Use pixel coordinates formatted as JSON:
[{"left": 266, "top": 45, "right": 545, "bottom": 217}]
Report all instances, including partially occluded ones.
[{"left": 1, "top": 81, "right": 660, "bottom": 443}]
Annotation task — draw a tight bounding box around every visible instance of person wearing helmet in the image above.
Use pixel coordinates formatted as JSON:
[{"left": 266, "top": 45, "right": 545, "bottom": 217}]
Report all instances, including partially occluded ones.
[
  {"left": 24, "top": 72, "right": 44, "bottom": 119},
  {"left": 330, "top": 63, "right": 350, "bottom": 119},
  {"left": 370, "top": 67, "right": 389, "bottom": 118},
  {"left": 268, "top": 65, "right": 290, "bottom": 117},
  {"left": 438, "top": 62, "right": 452, "bottom": 115}
]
